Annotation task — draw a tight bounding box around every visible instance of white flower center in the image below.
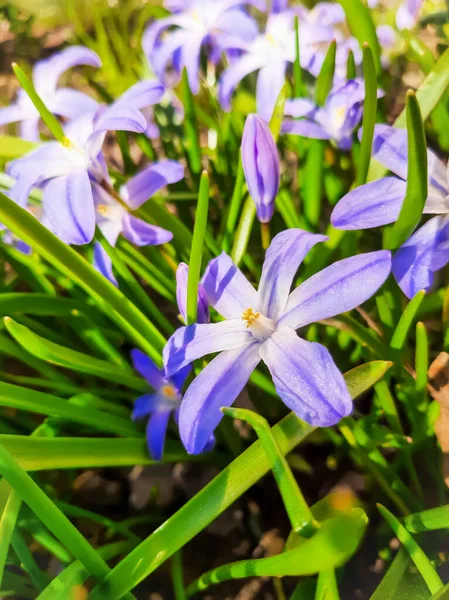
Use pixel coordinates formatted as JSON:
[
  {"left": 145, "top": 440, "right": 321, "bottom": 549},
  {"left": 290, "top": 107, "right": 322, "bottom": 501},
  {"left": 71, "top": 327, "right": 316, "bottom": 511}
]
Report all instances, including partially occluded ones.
[
  {"left": 161, "top": 383, "right": 181, "bottom": 404},
  {"left": 241, "top": 308, "right": 275, "bottom": 342}
]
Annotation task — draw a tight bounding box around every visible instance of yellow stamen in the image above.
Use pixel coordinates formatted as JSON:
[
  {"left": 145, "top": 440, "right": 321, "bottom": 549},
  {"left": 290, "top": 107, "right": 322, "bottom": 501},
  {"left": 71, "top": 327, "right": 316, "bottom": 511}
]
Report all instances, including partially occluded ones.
[
  {"left": 97, "top": 204, "right": 109, "bottom": 216},
  {"left": 242, "top": 308, "right": 260, "bottom": 328},
  {"left": 161, "top": 384, "right": 178, "bottom": 400}
]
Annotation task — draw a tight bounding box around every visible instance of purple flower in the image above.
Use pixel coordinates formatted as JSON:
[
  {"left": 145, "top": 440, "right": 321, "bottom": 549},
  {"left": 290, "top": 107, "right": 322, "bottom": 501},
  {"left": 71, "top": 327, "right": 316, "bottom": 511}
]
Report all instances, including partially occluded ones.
[
  {"left": 0, "top": 46, "right": 101, "bottom": 141},
  {"left": 93, "top": 242, "right": 118, "bottom": 286},
  {"left": 242, "top": 114, "right": 280, "bottom": 223},
  {"left": 396, "top": 0, "right": 423, "bottom": 30},
  {"left": 219, "top": 11, "right": 295, "bottom": 122},
  {"left": 7, "top": 106, "right": 148, "bottom": 245},
  {"left": 131, "top": 349, "right": 193, "bottom": 460},
  {"left": 143, "top": 0, "right": 260, "bottom": 95},
  {"left": 93, "top": 161, "right": 183, "bottom": 247},
  {"left": 163, "top": 229, "right": 391, "bottom": 454},
  {"left": 176, "top": 262, "right": 210, "bottom": 324},
  {"left": 331, "top": 124, "right": 449, "bottom": 298},
  {"left": 282, "top": 79, "right": 373, "bottom": 151}
]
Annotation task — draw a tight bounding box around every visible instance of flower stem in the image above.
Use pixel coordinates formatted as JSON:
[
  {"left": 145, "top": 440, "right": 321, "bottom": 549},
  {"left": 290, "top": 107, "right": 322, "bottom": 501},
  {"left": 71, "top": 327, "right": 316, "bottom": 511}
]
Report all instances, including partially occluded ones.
[{"left": 261, "top": 222, "right": 271, "bottom": 250}]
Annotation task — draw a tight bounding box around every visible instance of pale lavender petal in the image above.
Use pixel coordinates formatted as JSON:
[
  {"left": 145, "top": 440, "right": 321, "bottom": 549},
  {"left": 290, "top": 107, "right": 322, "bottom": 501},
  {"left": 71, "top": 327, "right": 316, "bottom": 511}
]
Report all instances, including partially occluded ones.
[
  {"left": 142, "top": 16, "right": 189, "bottom": 63},
  {"left": 121, "top": 161, "right": 185, "bottom": 210},
  {"left": 331, "top": 177, "right": 407, "bottom": 230},
  {"left": 371, "top": 124, "right": 408, "bottom": 180},
  {"left": 163, "top": 319, "right": 252, "bottom": 376},
  {"left": 259, "top": 327, "right": 352, "bottom": 426},
  {"left": 131, "top": 393, "right": 161, "bottom": 420},
  {"left": 43, "top": 171, "right": 95, "bottom": 245},
  {"left": 215, "top": 8, "right": 258, "bottom": 43},
  {"left": 176, "top": 262, "right": 209, "bottom": 325},
  {"left": 147, "top": 410, "right": 171, "bottom": 460},
  {"left": 114, "top": 80, "right": 165, "bottom": 111},
  {"left": 180, "top": 34, "right": 204, "bottom": 94},
  {"left": 179, "top": 342, "right": 261, "bottom": 454},
  {"left": 19, "top": 117, "right": 41, "bottom": 142},
  {"left": 271, "top": 0, "right": 288, "bottom": 12},
  {"left": 0, "top": 104, "right": 31, "bottom": 127},
  {"left": 279, "top": 250, "right": 392, "bottom": 329},
  {"left": 131, "top": 348, "right": 165, "bottom": 390},
  {"left": 242, "top": 114, "right": 280, "bottom": 223},
  {"left": 93, "top": 242, "right": 118, "bottom": 286},
  {"left": 219, "top": 53, "right": 264, "bottom": 111},
  {"left": 377, "top": 25, "right": 396, "bottom": 49},
  {"left": 256, "top": 63, "right": 286, "bottom": 123},
  {"left": 396, "top": 0, "right": 423, "bottom": 30},
  {"left": 258, "top": 229, "right": 327, "bottom": 320},
  {"left": 392, "top": 215, "right": 449, "bottom": 298},
  {"left": 33, "top": 46, "right": 102, "bottom": 95},
  {"left": 85, "top": 107, "right": 147, "bottom": 158},
  {"left": 282, "top": 119, "right": 331, "bottom": 140},
  {"left": 150, "top": 29, "right": 189, "bottom": 80},
  {"left": 202, "top": 251, "right": 259, "bottom": 319},
  {"left": 122, "top": 214, "right": 173, "bottom": 246},
  {"left": 51, "top": 88, "right": 99, "bottom": 120},
  {"left": 284, "top": 98, "right": 316, "bottom": 118}
]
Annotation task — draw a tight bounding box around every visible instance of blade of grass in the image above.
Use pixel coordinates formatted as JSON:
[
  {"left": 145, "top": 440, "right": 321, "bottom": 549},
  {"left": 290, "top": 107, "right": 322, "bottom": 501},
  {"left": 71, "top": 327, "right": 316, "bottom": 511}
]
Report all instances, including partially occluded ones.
[
  {"left": 390, "top": 291, "right": 426, "bottom": 351},
  {"left": 356, "top": 44, "right": 378, "bottom": 186},
  {"left": 336, "top": 0, "right": 380, "bottom": 73}
]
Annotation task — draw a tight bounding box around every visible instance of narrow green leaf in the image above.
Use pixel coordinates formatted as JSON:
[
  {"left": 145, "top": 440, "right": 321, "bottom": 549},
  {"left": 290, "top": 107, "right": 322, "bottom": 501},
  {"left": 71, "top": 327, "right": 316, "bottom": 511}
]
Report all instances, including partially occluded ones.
[
  {"left": 347, "top": 50, "right": 356, "bottom": 80},
  {"left": 0, "top": 490, "right": 21, "bottom": 588},
  {"left": 405, "top": 505, "right": 449, "bottom": 533},
  {"left": 11, "top": 529, "right": 49, "bottom": 590},
  {"left": 171, "top": 551, "right": 187, "bottom": 600},
  {"left": 89, "top": 362, "right": 391, "bottom": 599},
  {"left": 370, "top": 548, "right": 431, "bottom": 600},
  {"left": 4, "top": 318, "right": 145, "bottom": 391},
  {"left": 187, "top": 171, "right": 209, "bottom": 324},
  {"left": 182, "top": 68, "right": 202, "bottom": 174},
  {"left": 0, "top": 443, "right": 136, "bottom": 599},
  {"left": 303, "top": 141, "right": 325, "bottom": 227},
  {"left": 356, "top": 44, "right": 378, "bottom": 187},
  {"left": 0, "top": 190, "right": 164, "bottom": 363},
  {"left": 0, "top": 381, "right": 140, "bottom": 437},
  {"left": 0, "top": 293, "right": 102, "bottom": 321},
  {"left": 269, "top": 84, "right": 287, "bottom": 141},
  {"left": 222, "top": 407, "right": 316, "bottom": 536},
  {"left": 293, "top": 16, "right": 306, "bottom": 98},
  {"left": 387, "top": 92, "right": 427, "bottom": 250},
  {"left": 230, "top": 195, "right": 256, "bottom": 266},
  {"left": 12, "top": 63, "right": 66, "bottom": 143},
  {"left": 390, "top": 291, "right": 426, "bottom": 351},
  {"left": 222, "top": 158, "right": 245, "bottom": 253},
  {"left": 378, "top": 504, "right": 443, "bottom": 595},
  {"left": 316, "top": 569, "right": 339, "bottom": 600},
  {"left": 336, "top": 0, "right": 381, "bottom": 73},
  {"left": 415, "top": 322, "right": 428, "bottom": 394},
  {"left": 0, "top": 136, "right": 37, "bottom": 160},
  {"left": 315, "top": 41, "right": 337, "bottom": 106}
]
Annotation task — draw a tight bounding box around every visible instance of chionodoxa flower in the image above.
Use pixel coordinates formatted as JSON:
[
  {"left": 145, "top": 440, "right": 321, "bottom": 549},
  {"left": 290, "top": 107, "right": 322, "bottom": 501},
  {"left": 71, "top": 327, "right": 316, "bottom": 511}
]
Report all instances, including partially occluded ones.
[{"left": 163, "top": 229, "right": 392, "bottom": 454}]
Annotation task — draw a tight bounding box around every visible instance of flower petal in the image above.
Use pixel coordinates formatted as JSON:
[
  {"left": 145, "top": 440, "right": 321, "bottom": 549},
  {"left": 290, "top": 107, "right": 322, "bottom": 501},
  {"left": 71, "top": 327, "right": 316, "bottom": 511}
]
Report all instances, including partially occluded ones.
[
  {"left": 259, "top": 327, "right": 352, "bottom": 426},
  {"left": 131, "top": 393, "right": 161, "bottom": 420},
  {"left": 0, "top": 104, "right": 31, "bottom": 127},
  {"left": 114, "top": 80, "right": 165, "bottom": 111},
  {"left": 279, "top": 250, "right": 392, "bottom": 329},
  {"left": 258, "top": 229, "right": 327, "bottom": 320},
  {"left": 396, "top": 0, "right": 423, "bottom": 30},
  {"left": 43, "top": 171, "right": 95, "bottom": 245},
  {"left": 219, "top": 53, "right": 264, "bottom": 111},
  {"left": 176, "top": 262, "right": 209, "bottom": 325},
  {"left": 331, "top": 177, "right": 407, "bottom": 230},
  {"left": 256, "top": 63, "right": 286, "bottom": 123},
  {"left": 51, "top": 88, "right": 99, "bottom": 120},
  {"left": 179, "top": 342, "right": 261, "bottom": 454},
  {"left": 284, "top": 98, "right": 316, "bottom": 118},
  {"left": 93, "top": 242, "right": 118, "bottom": 286},
  {"left": 180, "top": 34, "right": 204, "bottom": 94},
  {"left": 131, "top": 348, "right": 164, "bottom": 390},
  {"left": 370, "top": 124, "right": 408, "bottom": 180},
  {"left": 147, "top": 410, "right": 171, "bottom": 460},
  {"left": 392, "top": 215, "right": 449, "bottom": 298},
  {"left": 121, "top": 214, "right": 173, "bottom": 246},
  {"left": 171, "top": 363, "right": 192, "bottom": 392},
  {"left": 282, "top": 119, "right": 331, "bottom": 140},
  {"left": 202, "top": 251, "right": 259, "bottom": 319},
  {"left": 163, "top": 319, "right": 252, "bottom": 376},
  {"left": 121, "top": 161, "right": 185, "bottom": 210}
]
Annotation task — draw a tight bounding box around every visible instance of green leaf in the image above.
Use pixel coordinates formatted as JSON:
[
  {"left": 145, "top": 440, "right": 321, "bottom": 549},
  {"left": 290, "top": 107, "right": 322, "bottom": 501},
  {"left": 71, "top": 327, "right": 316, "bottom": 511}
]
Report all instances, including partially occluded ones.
[
  {"left": 0, "top": 436, "right": 199, "bottom": 471},
  {"left": 390, "top": 291, "right": 426, "bottom": 351},
  {"left": 0, "top": 490, "right": 21, "bottom": 588},
  {"left": 315, "top": 41, "right": 337, "bottom": 106},
  {"left": 370, "top": 548, "right": 432, "bottom": 600},
  {"left": 0, "top": 443, "right": 136, "bottom": 599},
  {"left": 0, "top": 189, "right": 164, "bottom": 364},
  {"left": 187, "top": 171, "right": 209, "bottom": 324},
  {"left": 0, "top": 136, "right": 37, "bottom": 160},
  {"left": 405, "top": 505, "right": 449, "bottom": 533},
  {"left": 12, "top": 63, "right": 66, "bottom": 144},
  {"left": 336, "top": 0, "right": 381, "bottom": 73},
  {"left": 88, "top": 362, "right": 391, "bottom": 599},
  {"left": 356, "top": 44, "right": 378, "bottom": 187},
  {"left": 415, "top": 322, "right": 429, "bottom": 395},
  {"left": 269, "top": 84, "right": 287, "bottom": 141},
  {"left": 378, "top": 504, "right": 443, "bottom": 595},
  {"left": 369, "top": 46, "right": 449, "bottom": 181},
  {"left": 0, "top": 381, "right": 139, "bottom": 437},
  {"left": 387, "top": 92, "right": 427, "bottom": 250},
  {"left": 293, "top": 16, "right": 307, "bottom": 98},
  {"left": 182, "top": 68, "right": 202, "bottom": 174},
  {"left": 315, "top": 569, "right": 339, "bottom": 600},
  {"left": 222, "top": 157, "right": 245, "bottom": 253},
  {"left": 4, "top": 318, "right": 145, "bottom": 391},
  {"left": 230, "top": 195, "right": 256, "bottom": 266},
  {"left": 303, "top": 141, "right": 325, "bottom": 227},
  {"left": 0, "top": 292, "right": 102, "bottom": 321},
  {"left": 186, "top": 509, "right": 367, "bottom": 595}
]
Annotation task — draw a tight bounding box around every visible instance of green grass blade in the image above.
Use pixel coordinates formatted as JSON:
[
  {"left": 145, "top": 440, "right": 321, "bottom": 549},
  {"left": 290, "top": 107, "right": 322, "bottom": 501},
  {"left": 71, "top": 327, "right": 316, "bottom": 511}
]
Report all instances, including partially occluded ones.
[
  {"left": 315, "top": 569, "right": 339, "bottom": 600},
  {"left": 88, "top": 361, "right": 391, "bottom": 599},
  {"left": 0, "top": 136, "right": 37, "bottom": 160},
  {"left": 269, "top": 84, "right": 287, "bottom": 141},
  {"left": 0, "top": 190, "right": 164, "bottom": 363},
  {"left": 387, "top": 92, "right": 427, "bottom": 250},
  {"left": 187, "top": 171, "right": 209, "bottom": 324},
  {"left": 415, "top": 322, "right": 429, "bottom": 394},
  {"left": 230, "top": 195, "right": 256, "bottom": 266},
  {"left": 4, "top": 318, "right": 145, "bottom": 391},
  {"left": 12, "top": 63, "right": 67, "bottom": 143},
  {"left": 405, "top": 505, "right": 449, "bottom": 533},
  {"left": 378, "top": 504, "right": 443, "bottom": 594},
  {"left": 222, "top": 158, "right": 245, "bottom": 253},
  {"left": 0, "top": 489, "right": 22, "bottom": 588},
  {"left": 182, "top": 68, "right": 202, "bottom": 174},
  {"left": 11, "top": 529, "right": 49, "bottom": 590},
  {"left": 315, "top": 41, "right": 337, "bottom": 106},
  {"left": 369, "top": 547, "right": 431, "bottom": 600},
  {"left": 293, "top": 16, "right": 306, "bottom": 98},
  {"left": 390, "top": 291, "right": 426, "bottom": 351},
  {"left": 356, "top": 44, "right": 378, "bottom": 187},
  {"left": 336, "top": 0, "right": 380, "bottom": 73}
]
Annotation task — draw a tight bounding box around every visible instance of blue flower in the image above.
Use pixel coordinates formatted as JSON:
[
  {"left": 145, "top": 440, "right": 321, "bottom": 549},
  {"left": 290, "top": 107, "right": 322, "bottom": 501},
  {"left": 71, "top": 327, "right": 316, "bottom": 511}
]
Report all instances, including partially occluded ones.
[
  {"left": 163, "top": 229, "right": 391, "bottom": 454},
  {"left": 331, "top": 124, "right": 449, "bottom": 298},
  {"left": 0, "top": 46, "right": 101, "bottom": 141}
]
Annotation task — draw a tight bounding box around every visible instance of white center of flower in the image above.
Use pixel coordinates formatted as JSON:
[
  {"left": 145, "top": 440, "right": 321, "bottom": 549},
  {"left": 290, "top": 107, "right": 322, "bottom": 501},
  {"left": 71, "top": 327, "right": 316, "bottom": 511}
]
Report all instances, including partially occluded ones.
[
  {"left": 241, "top": 308, "right": 275, "bottom": 343},
  {"left": 161, "top": 383, "right": 181, "bottom": 404}
]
